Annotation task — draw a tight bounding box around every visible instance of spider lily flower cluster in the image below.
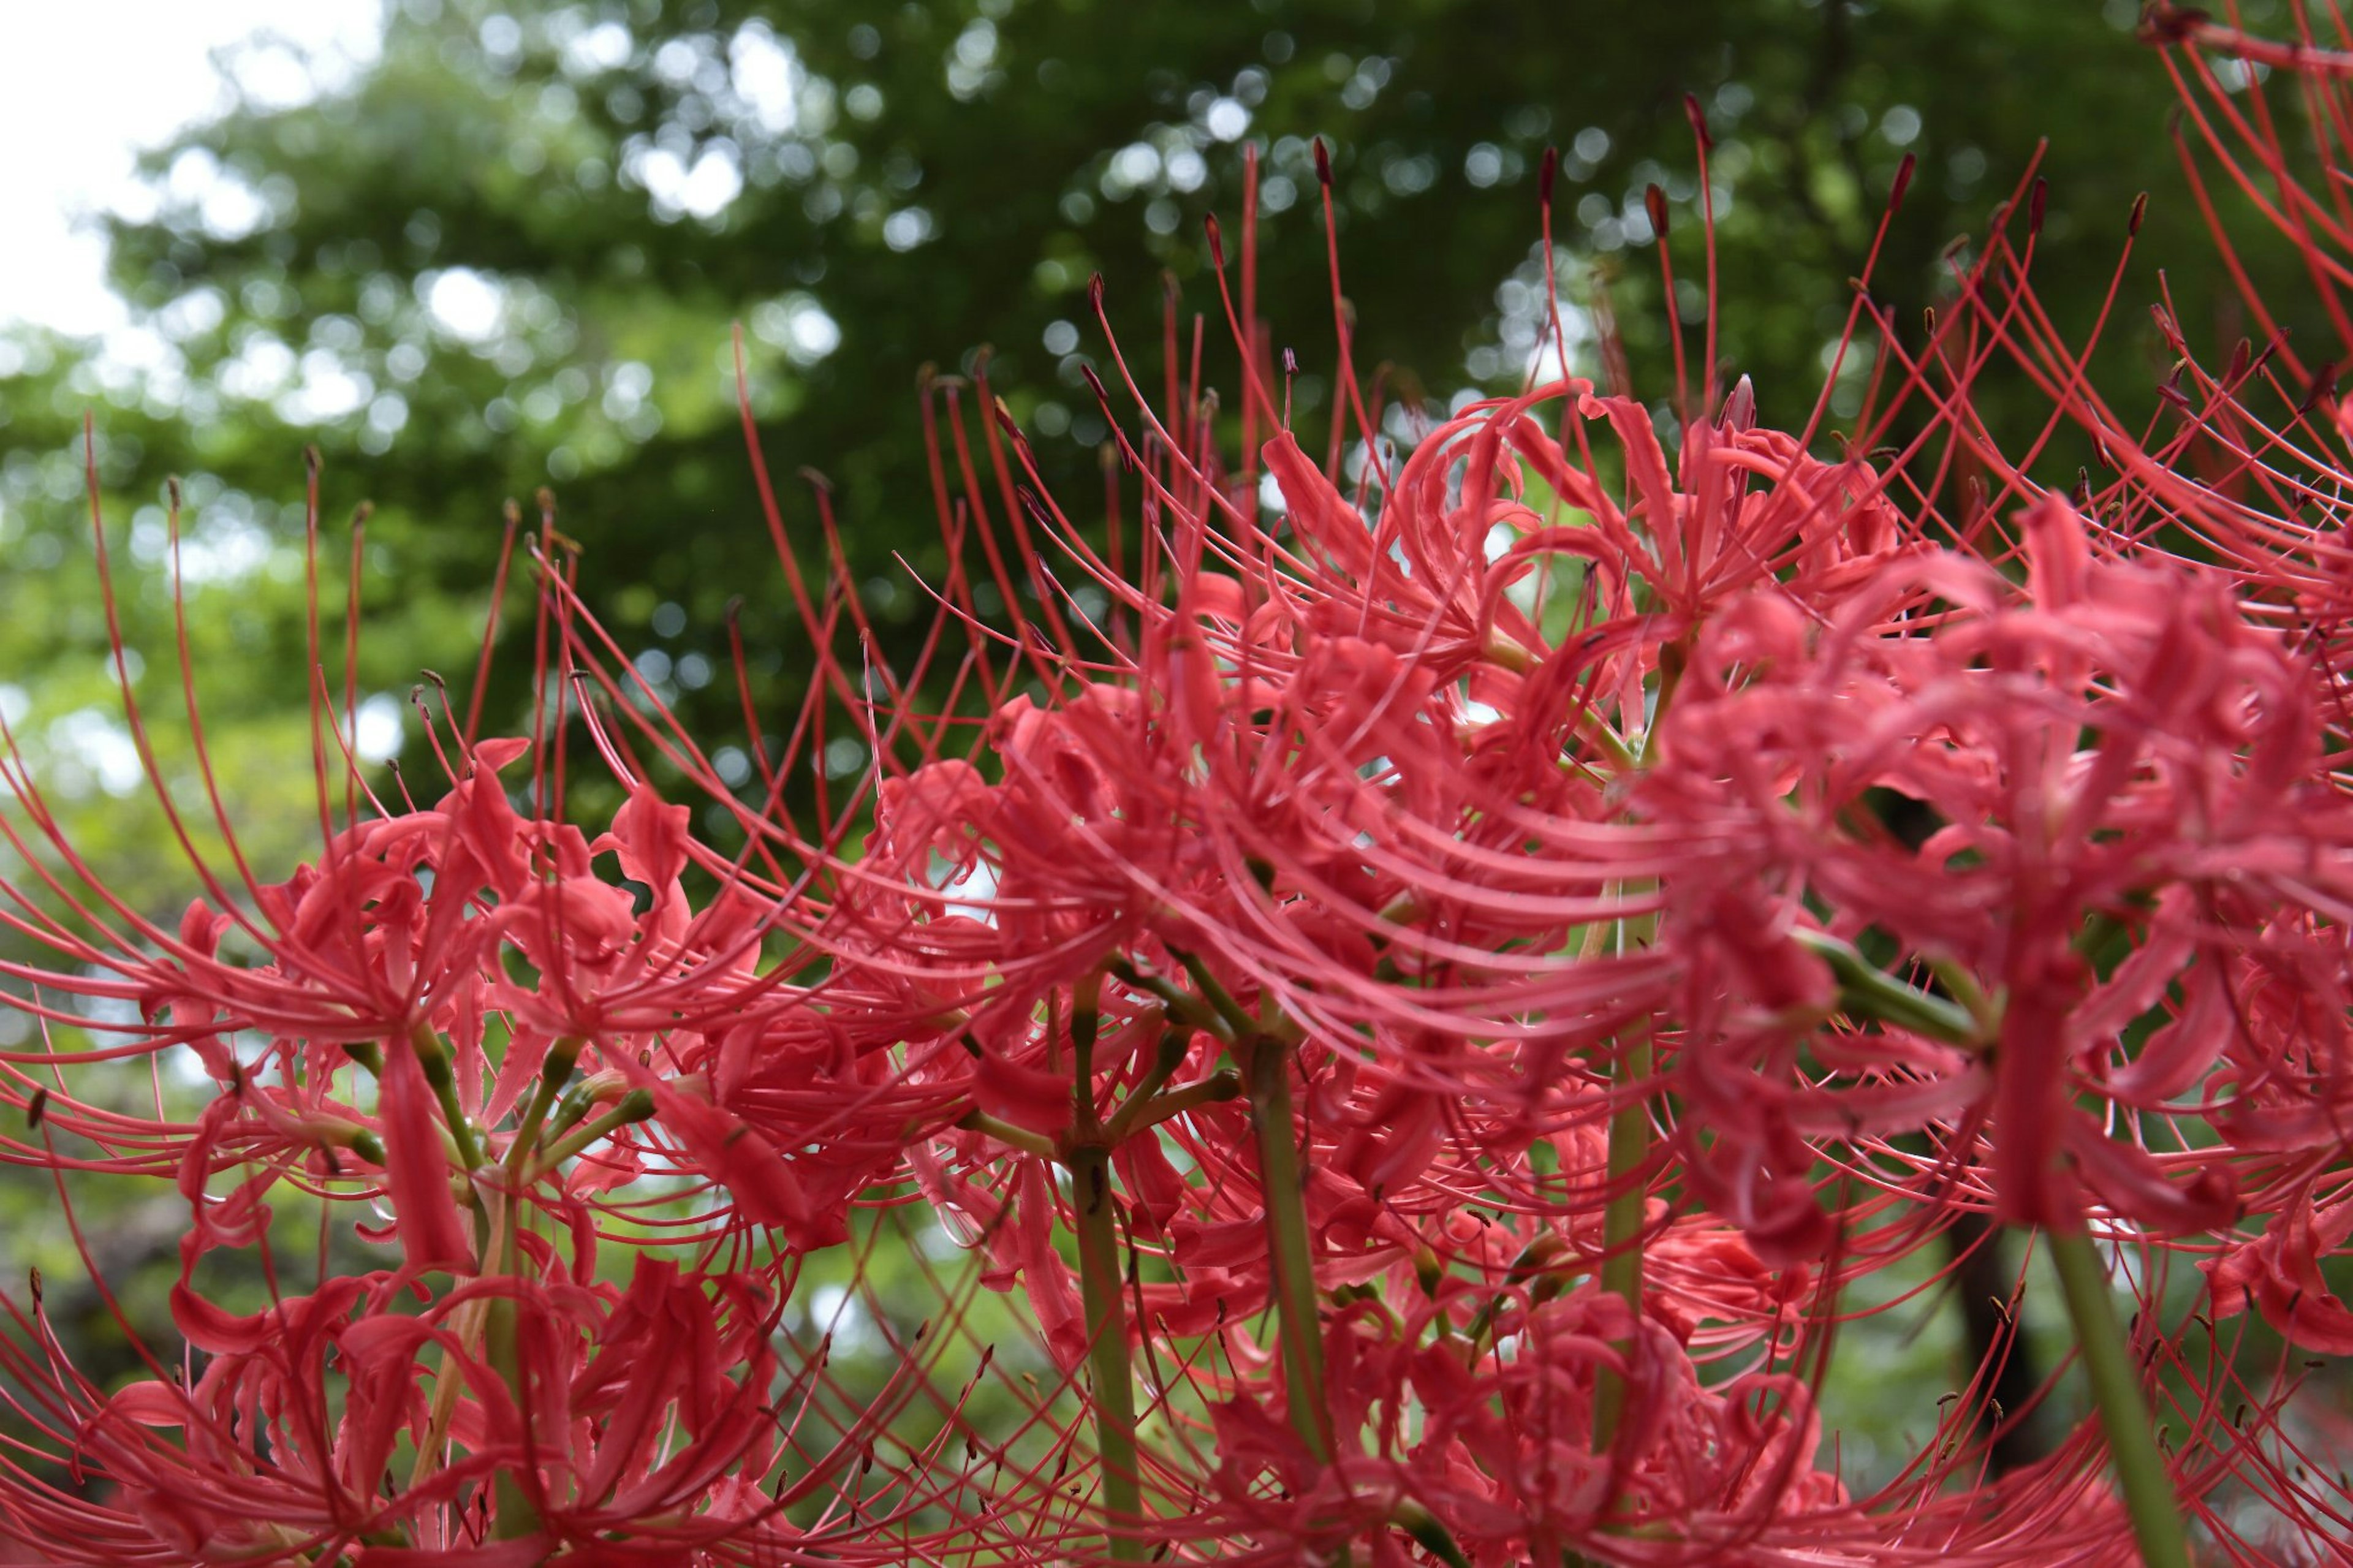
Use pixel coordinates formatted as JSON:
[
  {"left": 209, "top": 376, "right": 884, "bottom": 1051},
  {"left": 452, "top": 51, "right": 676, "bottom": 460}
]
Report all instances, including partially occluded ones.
[{"left": 6, "top": 21, "right": 2353, "bottom": 1567}]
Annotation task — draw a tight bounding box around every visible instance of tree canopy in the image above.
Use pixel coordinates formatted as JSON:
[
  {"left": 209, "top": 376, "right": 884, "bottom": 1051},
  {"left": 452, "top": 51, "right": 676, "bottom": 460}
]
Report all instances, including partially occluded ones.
[{"left": 0, "top": 0, "right": 2299, "bottom": 886}]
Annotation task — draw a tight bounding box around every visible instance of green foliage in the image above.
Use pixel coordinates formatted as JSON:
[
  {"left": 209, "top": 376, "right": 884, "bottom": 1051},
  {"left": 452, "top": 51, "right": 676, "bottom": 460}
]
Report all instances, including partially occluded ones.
[{"left": 2, "top": 0, "right": 2287, "bottom": 828}]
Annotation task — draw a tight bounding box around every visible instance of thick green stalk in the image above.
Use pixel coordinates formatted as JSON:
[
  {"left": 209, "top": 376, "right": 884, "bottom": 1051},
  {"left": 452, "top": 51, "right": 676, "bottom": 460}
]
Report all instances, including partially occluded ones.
[
  {"left": 1062, "top": 967, "right": 1143, "bottom": 1559},
  {"left": 1070, "top": 1142, "right": 1142, "bottom": 1561},
  {"left": 1243, "top": 1037, "right": 1332, "bottom": 1461},
  {"left": 487, "top": 1033, "right": 584, "bottom": 1540},
  {"left": 2046, "top": 1227, "right": 2190, "bottom": 1568},
  {"left": 1588, "top": 646, "right": 1684, "bottom": 1452},
  {"left": 1591, "top": 1026, "right": 1652, "bottom": 1450},
  {"left": 482, "top": 1189, "right": 540, "bottom": 1540}
]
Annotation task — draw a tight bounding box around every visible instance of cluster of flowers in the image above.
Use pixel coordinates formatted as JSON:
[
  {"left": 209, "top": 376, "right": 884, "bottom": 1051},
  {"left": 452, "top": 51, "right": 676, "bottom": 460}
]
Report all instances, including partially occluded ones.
[{"left": 4, "top": 10, "right": 2353, "bottom": 1564}]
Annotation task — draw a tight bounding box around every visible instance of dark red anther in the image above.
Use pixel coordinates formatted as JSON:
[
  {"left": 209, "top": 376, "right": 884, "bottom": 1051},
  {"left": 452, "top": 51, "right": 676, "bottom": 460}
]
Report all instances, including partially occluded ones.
[
  {"left": 2028, "top": 178, "right": 2048, "bottom": 237},
  {"left": 1539, "top": 145, "right": 1558, "bottom": 207},
  {"left": 1889, "top": 152, "right": 1915, "bottom": 213},
  {"left": 1645, "top": 183, "right": 1669, "bottom": 238},
  {"left": 991, "top": 395, "right": 1026, "bottom": 442},
  {"left": 2138, "top": 2, "right": 2210, "bottom": 47},
  {"left": 1203, "top": 213, "right": 1226, "bottom": 268},
  {"left": 2300, "top": 361, "right": 2340, "bottom": 417},
  {"left": 1313, "top": 137, "right": 1332, "bottom": 186},
  {"left": 2129, "top": 191, "right": 2149, "bottom": 236},
  {"left": 1683, "top": 92, "right": 1713, "bottom": 152},
  {"left": 1089, "top": 273, "right": 1105, "bottom": 313},
  {"left": 25, "top": 1088, "right": 45, "bottom": 1130}
]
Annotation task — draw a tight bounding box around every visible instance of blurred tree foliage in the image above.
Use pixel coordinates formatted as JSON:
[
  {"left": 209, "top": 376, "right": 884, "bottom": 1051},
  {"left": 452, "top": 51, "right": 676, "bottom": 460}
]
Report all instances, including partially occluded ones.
[
  {"left": 0, "top": 0, "right": 2334, "bottom": 1482},
  {"left": 0, "top": 0, "right": 2307, "bottom": 882}
]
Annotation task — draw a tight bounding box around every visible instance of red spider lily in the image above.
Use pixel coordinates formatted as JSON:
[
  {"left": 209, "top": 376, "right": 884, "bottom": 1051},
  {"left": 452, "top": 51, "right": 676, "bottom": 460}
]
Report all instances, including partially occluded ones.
[
  {"left": 2207, "top": 1180, "right": 2353, "bottom": 1354},
  {"left": 0, "top": 1248, "right": 933, "bottom": 1566},
  {"left": 15, "top": 42, "right": 2353, "bottom": 1568},
  {"left": 1635, "top": 495, "right": 2348, "bottom": 1235}
]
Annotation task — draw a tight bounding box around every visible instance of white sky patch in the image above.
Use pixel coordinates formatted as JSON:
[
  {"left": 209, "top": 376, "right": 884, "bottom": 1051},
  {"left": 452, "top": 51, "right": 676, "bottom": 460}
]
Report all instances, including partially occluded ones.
[
  {"left": 142, "top": 147, "right": 271, "bottom": 241},
  {"left": 48, "top": 709, "right": 146, "bottom": 797},
  {"left": 749, "top": 293, "right": 840, "bottom": 365},
  {"left": 278, "top": 346, "right": 374, "bottom": 424},
  {"left": 881, "top": 206, "right": 934, "bottom": 252},
  {"left": 940, "top": 858, "right": 999, "bottom": 925},
  {"left": 561, "top": 20, "right": 634, "bottom": 78},
  {"left": 1259, "top": 470, "right": 1290, "bottom": 517},
  {"left": 1205, "top": 97, "right": 1250, "bottom": 142},
  {"left": 218, "top": 333, "right": 298, "bottom": 401},
  {"left": 422, "top": 267, "right": 506, "bottom": 344},
  {"left": 729, "top": 23, "right": 799, "bottom": 135},
  {"left": 179, "top": 515, "right": 275, "bottom": 583},
  {"left": 354, "top": 692, "right": 404, "bottom": 762},
  {"left": 634, "top": 143, "right": 745, "bottom": 222},
  {"left": 0, "top": 1, "right": 382, "bottom": 347}
]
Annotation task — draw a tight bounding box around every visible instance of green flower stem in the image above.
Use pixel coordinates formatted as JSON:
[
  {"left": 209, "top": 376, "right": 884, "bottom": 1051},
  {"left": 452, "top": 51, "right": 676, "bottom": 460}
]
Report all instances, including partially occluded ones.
[
  {"left": 953, "top": 1109, "right": 1058, "bottom": 1159},
  {"left": 1464, "top": 1233, "right": 1580, "bottom": 1350},
  {"left": 305, "top": 1116, "right": 385, "bottom": 1170},
  {"left": 1792, "top": 930, "right": 1986, "bottom": 1047},
  {"left": 1070, "top": 968, "right": 1104, "bottom": 1091},
  {"left": 1591, "top": 1025, "right": 1653, "bottom": 1450},
  {"left": 481, "top": 1188, "right": 540, "bottom": 1539},
  {"left": 1632, "top": 638, "right": 1689, "bottom": 770},
  {"left": 486, "top": 1035, "right": 583, "bottom": 1541},
  {"left": 1069, "top": 1141, "right": 1143, "bottom": 1561},
  {"left": 530, "top": 1088, "right": 655, "bottom": 1175},
  {"left": 1173, "top": 949, "right": 1258, "bottom": 1041},
  {"left": 540, "top": 1080, "right": 599, "bottom": 1146},
  {"left": 1064, "top": 971, "right": 1145, "bottom": 1558},
  {"left": 1586, "top": 644, "right": 1688, "bottom": 1451},
  {"left": 406, "top": 1024, "right": 483, "bottom": 1173},
  {"left": 1107, "top": 959, "right": 1231, "bottom": 1042},
  {"left": 2046, "top": 1226, "right": 2190, "bottom": 1568},
  {"left": 504, "top": 1034, "right": 582, "bottom": 1181},
  {"left": 1394, "top": 1502, "right": 1473, "bottom": 1568},
  {"left": 1099, "top": 1028, "right": 1195, "bottom": 1142},
  {"left": 1243, "top": 1036, "right": 1332, "bottom": 1462},
  {"left": 1105, "top": 1068, "right": 1240, "bottom": 1142}
]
